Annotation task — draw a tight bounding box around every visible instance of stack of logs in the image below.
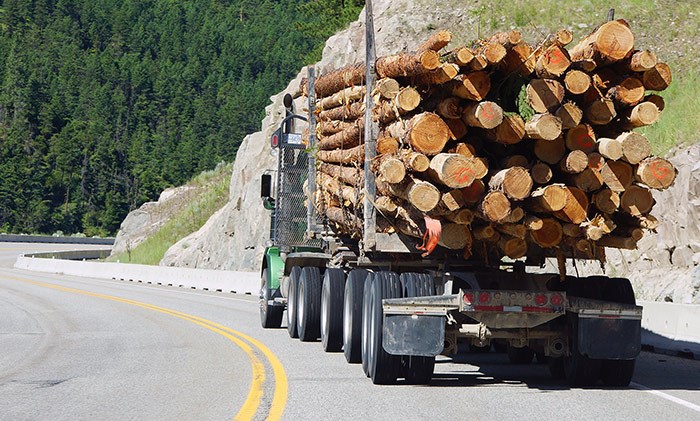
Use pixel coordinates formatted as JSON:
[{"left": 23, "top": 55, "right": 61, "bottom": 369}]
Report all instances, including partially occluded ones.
[{"left": 301, "top": 19, "right": 676, "bottom": 262}]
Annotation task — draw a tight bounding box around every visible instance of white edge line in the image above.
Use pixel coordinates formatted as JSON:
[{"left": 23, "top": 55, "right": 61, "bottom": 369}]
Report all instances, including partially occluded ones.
[{"left": 631, "top": 382, "right": 700, "bottom": 413}]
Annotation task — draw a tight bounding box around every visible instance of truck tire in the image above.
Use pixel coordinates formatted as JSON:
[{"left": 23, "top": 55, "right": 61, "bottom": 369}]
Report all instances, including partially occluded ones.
[
  {"left": 399, "top": 273, "right": 435, "bottom": 385},
  {"left": 321, "top": 268, "right": 346, "bottom": 352},
  {"left": 507, "top": 346, "right": 535, "bottom": 364},
  {"left": 260, "top": 268, "right": 283, "bottom": 328},
  {"left": 297, "top": 267, "right": 321, "bottom": 342},
  {"left": 344, "top": 269, "right": 368, "bottom": 363},
  {"left": 287, "top": 266, "right": 302, "bottom": 338},
  {"left": 361, "top": 274, "right": 374, "bottom": 377},
  {"left": 367, "top": 271, "right": 403, "bottom": 385},
  {"left": 601, "top": 359, "right": 635, "bottom": 387}
]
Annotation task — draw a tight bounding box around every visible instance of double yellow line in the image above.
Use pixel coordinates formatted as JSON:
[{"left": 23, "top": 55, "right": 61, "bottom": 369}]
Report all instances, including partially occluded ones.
[{"left": 5, "top": 276, "right": 288, "bottom": 420}]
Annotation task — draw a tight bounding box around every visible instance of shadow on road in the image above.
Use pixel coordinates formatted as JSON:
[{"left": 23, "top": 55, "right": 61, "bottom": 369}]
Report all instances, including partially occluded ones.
[{"left": 420, "top": 349, "right": 700, "bottom": 391}]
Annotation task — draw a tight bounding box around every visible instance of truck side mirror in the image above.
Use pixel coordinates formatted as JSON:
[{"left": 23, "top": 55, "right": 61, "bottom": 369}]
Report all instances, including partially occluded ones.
[{"left": 261, "top": 173, "right": 272, "bottom": 198}]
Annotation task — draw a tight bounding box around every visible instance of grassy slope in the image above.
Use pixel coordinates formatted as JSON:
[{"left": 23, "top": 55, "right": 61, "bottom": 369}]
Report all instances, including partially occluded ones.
[
  {"left": 442, "top": 0, "right": 700, "bottom": 154},
  {"left": 107, "top": 162, "right": 233, "bottom": 265}
]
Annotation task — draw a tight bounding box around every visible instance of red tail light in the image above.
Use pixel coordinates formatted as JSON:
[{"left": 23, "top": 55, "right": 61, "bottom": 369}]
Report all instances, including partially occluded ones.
[
  {"left": 271, "top": 133, "right": 279, "bottom": 148},
  {"left": 550, "top": 293, "right": 563, "bottom": 306},
  {"left": 479, "top": 292, "right": 491, "bottom": 304},
  {"left": 534, "top": 293, "right": 548, "bottom": 306},
  {"left": 464, "top": 292, "right": 475, "bottom": 304}
]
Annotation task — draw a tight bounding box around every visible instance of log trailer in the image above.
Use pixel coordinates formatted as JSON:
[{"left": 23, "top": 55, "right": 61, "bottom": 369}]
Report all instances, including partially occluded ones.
[
  {"left": 258, "top": 82, "right": 641, "bottom": 388},
  {"left": 258, "top": 5, "right": 642, "bottom": 387}
]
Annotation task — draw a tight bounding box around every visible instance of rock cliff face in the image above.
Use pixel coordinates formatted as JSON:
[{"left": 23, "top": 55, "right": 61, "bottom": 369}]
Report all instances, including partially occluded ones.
[{"left": 117, "top": 0, "right": 699, "bottom": 302}]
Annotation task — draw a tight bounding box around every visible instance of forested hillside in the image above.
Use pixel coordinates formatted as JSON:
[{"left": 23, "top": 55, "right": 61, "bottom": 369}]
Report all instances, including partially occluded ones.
[{"left": 0, "top": 0, "right": 362, "bottom": 236}]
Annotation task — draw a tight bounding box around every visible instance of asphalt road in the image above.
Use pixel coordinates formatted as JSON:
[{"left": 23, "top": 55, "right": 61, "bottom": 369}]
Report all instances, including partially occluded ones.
[{"left": 1, "top": 243, "right": 699, "bottom": 420}]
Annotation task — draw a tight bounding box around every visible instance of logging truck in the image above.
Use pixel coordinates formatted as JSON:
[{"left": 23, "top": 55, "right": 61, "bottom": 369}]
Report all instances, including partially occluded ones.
[
  {"left": 255, "top": 9, "right": 674, "bottom": 386},
  {"left": 258, "top": 81, "right": 642, "bottom": 387}
]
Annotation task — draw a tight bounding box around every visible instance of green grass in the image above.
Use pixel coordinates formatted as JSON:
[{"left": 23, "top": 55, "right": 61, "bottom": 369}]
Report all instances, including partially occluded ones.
[{"left": 107, "top": 162, "right": 233, "bottom": 265}]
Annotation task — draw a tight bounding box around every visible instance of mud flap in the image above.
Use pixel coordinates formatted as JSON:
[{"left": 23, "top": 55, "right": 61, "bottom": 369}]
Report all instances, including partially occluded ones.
[
  {"left": 577, "top": 316, "right": 641, "bottom": 359},
  {"left": 382, "top": 314, "right": 444, "bottom": 356}
]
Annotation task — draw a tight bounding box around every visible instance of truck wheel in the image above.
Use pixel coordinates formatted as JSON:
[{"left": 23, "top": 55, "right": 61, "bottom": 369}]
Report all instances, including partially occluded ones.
[
  {"left": 297, "top": 267, "right": 321, "bottom": 342},
  {"left": 507, "top": 346, "right": 535, "bottom": 364},
  {"left": 600, "top": 359, "right": 635, "bottom": 387},
  {"left": 260, "top": 268, "right": 283, "bottom": 328},
  {"left": 367, "top": 271, "right": 403, "bottom": 385},
  {"left": 321, "top": 268, "right": 346, "bottom": 352},
  {"left": 361, "top": 273, "right": 374, "bottom": 377},
  {"left": 287, "top": 267, "right": 302, "bottom": 338},
  {"left": 399, "top": 273, "right": 435, "bottom": 385},
  {"left": 344, "top": 269, "right": 368, "bottom": 363}
]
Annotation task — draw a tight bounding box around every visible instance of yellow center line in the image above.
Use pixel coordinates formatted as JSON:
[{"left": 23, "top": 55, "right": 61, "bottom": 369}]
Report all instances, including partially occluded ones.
[{"left": 4, "top": 276, "right": 287, "bottom": 420}]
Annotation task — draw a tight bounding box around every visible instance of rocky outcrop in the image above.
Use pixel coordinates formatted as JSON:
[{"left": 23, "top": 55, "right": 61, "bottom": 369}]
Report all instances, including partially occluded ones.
[{"left": 111, "top": 186, "right": 196, "bottom": 256}]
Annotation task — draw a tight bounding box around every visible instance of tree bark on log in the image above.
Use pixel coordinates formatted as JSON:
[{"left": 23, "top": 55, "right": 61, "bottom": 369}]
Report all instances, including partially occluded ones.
[
  {"left": 318, "top": 120, "right": 354, "bottom": 136},
  {"left": 316, "top": 144, "right": 364, "bottom": 165},
  {"left": 376, "top": 50, "right": 441, "bottom": 78},
  {"left": 313, "top": 63, "right": 366, "bottom": 98},
  {"left": 318, "top": 119, "right": 363, "bottom": 150},
  {"left": 318, "top": 85, "right": 365, "bottom": 110},
  {"left": 414, "top": 63, "right": 460, "bottom": 85},
  {"left": 417, "top": 30, "right": 452, "bottom": 53},
  {"left": 319, "top": 101, "right": 365, "bottom": 121},
  {"left": 318, "top": 162, "right": 363, "bottom": 185}
]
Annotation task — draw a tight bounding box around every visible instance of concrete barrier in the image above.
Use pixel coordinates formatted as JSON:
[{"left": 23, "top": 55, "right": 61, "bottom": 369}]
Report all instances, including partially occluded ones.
[
  {"left": 638, "top": 300, "right": 700, "bottom": 358},
  {"left": 1, "top": 234, "right": 114, "bottom": 245},
  {"left": 15, "top": 251, "right": 259, "bottom": 295}
]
